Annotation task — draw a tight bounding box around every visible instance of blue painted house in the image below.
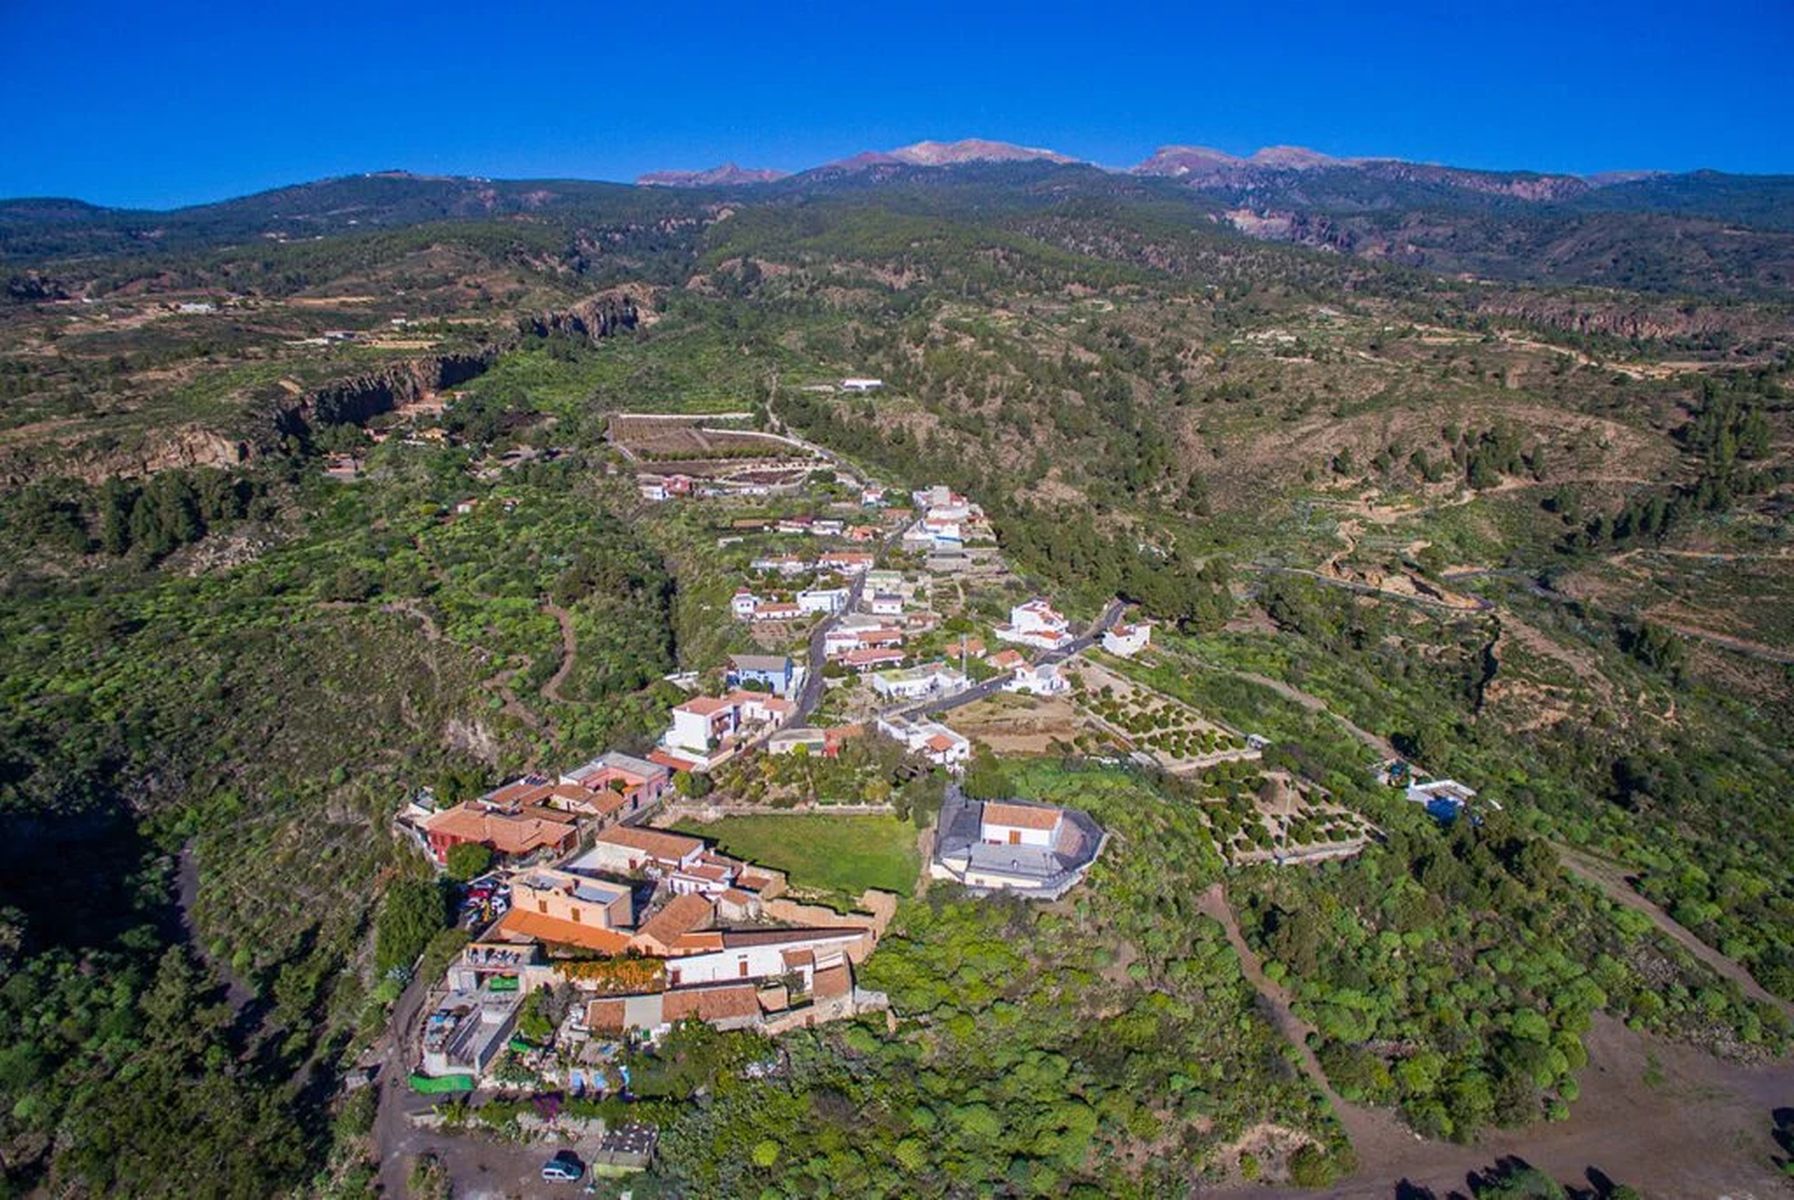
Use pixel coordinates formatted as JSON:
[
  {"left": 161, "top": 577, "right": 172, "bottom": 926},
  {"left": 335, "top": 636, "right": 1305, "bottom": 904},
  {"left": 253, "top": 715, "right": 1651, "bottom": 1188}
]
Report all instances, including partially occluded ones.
[{"left": 727, "top": 653, "right": 795, "bottom": 697}]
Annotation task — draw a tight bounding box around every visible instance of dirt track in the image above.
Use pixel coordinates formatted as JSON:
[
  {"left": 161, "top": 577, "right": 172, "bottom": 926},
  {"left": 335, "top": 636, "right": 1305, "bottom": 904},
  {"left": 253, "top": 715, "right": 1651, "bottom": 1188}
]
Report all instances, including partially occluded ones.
[
  {"left": 1200, "top": 876, "right": 1794, "bottom": 1199},
  {"left": 1556, "top": 843, "right": 1794, "bottom": 1021}
]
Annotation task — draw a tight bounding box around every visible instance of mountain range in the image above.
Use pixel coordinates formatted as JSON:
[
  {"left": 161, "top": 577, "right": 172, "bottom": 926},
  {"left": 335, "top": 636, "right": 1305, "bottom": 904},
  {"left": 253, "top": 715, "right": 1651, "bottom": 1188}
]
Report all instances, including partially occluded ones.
[
  {"left": 6, "top": 138, "right": 1794, "bottom": 301},
  {"left": 636, "top": 136, "right": 1665, "bottom": 198}
]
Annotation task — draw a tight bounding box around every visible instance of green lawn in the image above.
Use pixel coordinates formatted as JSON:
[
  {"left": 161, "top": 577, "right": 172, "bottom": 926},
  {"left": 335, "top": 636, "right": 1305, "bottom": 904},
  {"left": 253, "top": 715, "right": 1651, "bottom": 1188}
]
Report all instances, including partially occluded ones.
[{"left": 673, "top": 814, "right": 920, "bottom": 898}]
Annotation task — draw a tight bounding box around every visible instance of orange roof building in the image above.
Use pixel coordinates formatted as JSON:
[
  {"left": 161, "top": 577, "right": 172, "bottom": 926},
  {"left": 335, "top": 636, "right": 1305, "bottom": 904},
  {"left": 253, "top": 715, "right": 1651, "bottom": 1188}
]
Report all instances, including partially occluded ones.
[{"left": 420, "top": 801, "right": 579, "bottom": 865}]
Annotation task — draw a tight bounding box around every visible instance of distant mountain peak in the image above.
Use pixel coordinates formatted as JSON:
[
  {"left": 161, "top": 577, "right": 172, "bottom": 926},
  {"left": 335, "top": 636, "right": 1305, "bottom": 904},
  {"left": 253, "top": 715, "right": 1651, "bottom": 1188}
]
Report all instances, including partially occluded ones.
[
  {"left": 821, "top": 138, "right": 1080, "bottom": 172},
  {"left": 636, "top": 163, "right": 787, "bottom": 188},
  {"left": 1134, "top": 144, "right": 1356, "bottom": 178}
]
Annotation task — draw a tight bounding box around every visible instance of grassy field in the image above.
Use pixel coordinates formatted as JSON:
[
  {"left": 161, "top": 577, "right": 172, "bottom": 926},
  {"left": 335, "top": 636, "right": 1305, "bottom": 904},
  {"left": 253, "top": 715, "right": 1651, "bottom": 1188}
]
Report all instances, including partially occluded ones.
[{"left": 674, "top": 813, "right": 920, "bottom": 898}]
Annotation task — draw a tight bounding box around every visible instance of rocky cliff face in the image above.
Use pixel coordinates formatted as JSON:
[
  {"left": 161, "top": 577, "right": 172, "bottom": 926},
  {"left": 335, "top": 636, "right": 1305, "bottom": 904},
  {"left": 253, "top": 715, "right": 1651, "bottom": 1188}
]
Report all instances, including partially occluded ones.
[
  {"left": 0, "top": 426, "right": 256, "bottom": 488},
  {"left": 1469, "top": 294, "right": 1787, "bottom": 343},
  {"left": 281, "top": 349, "right": 504, "bottom": 433},
  {"left": 519, "top": 286, "right": 651, "bottom": 343}
]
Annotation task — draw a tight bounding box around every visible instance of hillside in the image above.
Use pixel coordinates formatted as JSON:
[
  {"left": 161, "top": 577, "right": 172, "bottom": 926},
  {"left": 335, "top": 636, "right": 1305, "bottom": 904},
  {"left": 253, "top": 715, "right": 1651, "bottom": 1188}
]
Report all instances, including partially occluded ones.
[{"left": 2, "top": 160, "right": 1793, "bottom": 1197}]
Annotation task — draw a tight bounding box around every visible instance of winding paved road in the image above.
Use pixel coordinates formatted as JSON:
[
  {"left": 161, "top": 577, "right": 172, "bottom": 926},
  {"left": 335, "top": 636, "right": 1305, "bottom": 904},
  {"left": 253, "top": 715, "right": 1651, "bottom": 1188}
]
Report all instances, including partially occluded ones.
[{"left": 891, "top": 598, "right": 1126, "bottom": 721}]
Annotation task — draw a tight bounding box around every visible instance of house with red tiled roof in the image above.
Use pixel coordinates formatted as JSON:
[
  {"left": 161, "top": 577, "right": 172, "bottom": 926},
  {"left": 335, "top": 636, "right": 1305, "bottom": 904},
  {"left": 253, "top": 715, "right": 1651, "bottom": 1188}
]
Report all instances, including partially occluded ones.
[
  {"left": 420, "top": 799, "right": 579, "bottom": 866},
  {"left": 573, "top": 825, "right": 705, "bottom": 876},
  {"left": 839, "top": 646, "right": 906, "bottom": 673},
  {"left": 631, "top": 893, "right": 715, "bottom": 956}
]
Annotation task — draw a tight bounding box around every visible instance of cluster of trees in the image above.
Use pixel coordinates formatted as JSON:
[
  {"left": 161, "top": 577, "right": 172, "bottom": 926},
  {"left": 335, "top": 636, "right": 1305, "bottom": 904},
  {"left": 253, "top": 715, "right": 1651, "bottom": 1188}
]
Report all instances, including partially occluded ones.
[
  {"left": 2, "top": 467, "right": 269, "bottom": 560},
  {"left": 640, "top": 765, "right": 1356, "bottom": 1196},
  {"left": 1241, "top": 807, "right": 1789, "bottom": 1141}
]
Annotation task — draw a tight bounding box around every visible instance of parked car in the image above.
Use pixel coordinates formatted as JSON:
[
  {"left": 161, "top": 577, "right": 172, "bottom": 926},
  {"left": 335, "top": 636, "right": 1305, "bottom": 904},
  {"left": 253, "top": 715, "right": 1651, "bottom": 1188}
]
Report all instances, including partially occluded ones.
[{"left": 541, "top": 1151, "right": 585, "bottom": 1183}]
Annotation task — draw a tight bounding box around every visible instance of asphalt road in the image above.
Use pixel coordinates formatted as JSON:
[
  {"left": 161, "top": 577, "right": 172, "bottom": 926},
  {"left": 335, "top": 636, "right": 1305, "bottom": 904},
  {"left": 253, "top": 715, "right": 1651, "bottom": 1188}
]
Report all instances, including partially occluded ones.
[
  {"left": 891, "top": 598, "right": 1125, "bottom": 721},
  {"left": 789, "top": 518, "right": 915, "bottom": 725}
]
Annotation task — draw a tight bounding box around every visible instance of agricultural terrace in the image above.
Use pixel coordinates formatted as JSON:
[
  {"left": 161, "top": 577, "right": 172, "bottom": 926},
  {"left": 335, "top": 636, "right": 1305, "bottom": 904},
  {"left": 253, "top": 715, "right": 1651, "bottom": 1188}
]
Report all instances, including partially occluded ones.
[
  {"left": 608, "top": 413, "right": 819, "bottom": 464},
  {"left": 1195, "top": 762, "right": 1377, "bottom": 866},
  {"left": 1070, "top": 658, "right": 1254, "bottom": 771}
]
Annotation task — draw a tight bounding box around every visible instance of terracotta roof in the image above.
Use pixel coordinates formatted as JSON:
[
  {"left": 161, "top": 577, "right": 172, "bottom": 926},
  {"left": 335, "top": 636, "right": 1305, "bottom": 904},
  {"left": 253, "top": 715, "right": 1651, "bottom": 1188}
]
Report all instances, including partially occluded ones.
[
  {"left": 660, "top": 984, "right": 761, "bottom": 1024},
  {"left": 988, "top": 650, "right": 1025, "bottom": 670},
  {"left": 677, "top": 695, "right": 735, "bottom": 716},
  {"left": 841, "top": 647, "right": 904, "bottom": 667},
  {"left": 813, "top": 961, "right": 852, "bottom": 1000},
  {"left": 421, "top": 804, "right": 576, "bottom": 857},
  {"left": 586, "top": 998, "right": 626, "bottom": 1032},
  {"left": 781, "top": 948, "right": 815, "bottom": 970},
  {"left": 648, "top": 749, "right": 701, "bottom": 772},
  {"left": 497, "top": 909, "right": 633, "bottom": 954},
  {"left": 633, "top": 893, "right": 714, "bottom": 950},
  {"left": 983, "top": 801, "right": 1063, "bottom": 832},
  {"left": 597, "top": 826, "right": 704, "bottom": 862},
  {"left": 925, "top": 733, "right": 959, "bottom": 753},
  {"left": 719, "top": 888, "right": 758, "bottom": 908}
]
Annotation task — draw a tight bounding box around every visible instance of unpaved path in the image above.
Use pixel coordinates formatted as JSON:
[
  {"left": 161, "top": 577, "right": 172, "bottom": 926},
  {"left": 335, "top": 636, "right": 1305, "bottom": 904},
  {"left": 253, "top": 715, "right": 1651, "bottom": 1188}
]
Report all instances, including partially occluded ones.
[
  {"left": 1196, "top": 883, "right": 1419, "bottom": 1166},
  {"left": 540, "top": 601, "right": 578, "bottom": 703},
  {"left": 1648, "top": 617, "right": 1794, "bottom": 665},
  {"left": 176, "top": 842, "right": 256, "bottom": 1016},
  {"left": 1203, "top": 872, "right": 1794, "bottom": 1198},
  {"left": 1225, "top": 669, "right": 1398, "bottom": 762},
  {"left": 1555, "top": 843, "right": 1794, "bottom": 1020},
  {"left": 1219, "top": 1012, "right": 1794, "bottom": 1200}
]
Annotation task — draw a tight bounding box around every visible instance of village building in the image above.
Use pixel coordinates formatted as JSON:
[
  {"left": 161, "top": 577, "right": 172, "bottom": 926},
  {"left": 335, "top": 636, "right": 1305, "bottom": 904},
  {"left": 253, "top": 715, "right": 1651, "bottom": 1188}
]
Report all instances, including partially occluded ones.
[
  {"left": 750, "top": 553, "right": 811, "bottom": 577},
  {"left": 660, "top": 690, "right": 795, "bottom": 767},
  {"left": 867, "top": 592, "right": 905, "bottom": 617},
  {"left": 498, "top": 868, "right": 637, "bottom": 954},
  {"left": 797, "top": 586, "right": 850, "bottom": 614},
  {"left": 995, "top": 599, "right": 1075, "bottom": 651},
  {"left": 817, "top": 550, "right": 874, "bottom": 574},
  {"left": 877, "top": 715, "right": 971, "bottom": 768},
  {"left": 559, "top": 751, "right": 672, "bottom": 820},
  {"left": 727, "top": 653, "right": 796, "bottom": 697},
  {"left": 418, "top": 776, "right": 591, "bottom": 866},
  {"left": 931, "top": 792, "right": 1105, "bottom": 898},
  {"left": 1005, "top": 660, "right": 1069, "bottom": 696},
  {"left": 839, "top": 646, "right": 907, "bottom": 673},
  {"left": 871, "top": 661, "right": 968, "bottom": 701},
  {"left": 1102, "top": 621, "right": 1153, "bottom": 657},
  {"left": 573, "top": 826, "right": 706, "bottom": 877}
]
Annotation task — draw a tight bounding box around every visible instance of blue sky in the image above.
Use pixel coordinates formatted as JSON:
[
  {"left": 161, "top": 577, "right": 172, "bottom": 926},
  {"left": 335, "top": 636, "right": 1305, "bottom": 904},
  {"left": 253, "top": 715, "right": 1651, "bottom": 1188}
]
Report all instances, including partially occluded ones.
[{"left": 2, "top": 0, "right": 1790, "bottom": 208}]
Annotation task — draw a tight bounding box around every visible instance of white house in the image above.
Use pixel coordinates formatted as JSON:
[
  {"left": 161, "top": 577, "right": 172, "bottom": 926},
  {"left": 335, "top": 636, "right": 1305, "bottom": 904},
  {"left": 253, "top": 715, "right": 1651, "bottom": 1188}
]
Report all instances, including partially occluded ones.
[
  {"left": 841, "top": 378, "right": 884, "bottom": 393},
  {"left": 1005, "top": 661, "right": 1068, "bottom": 696},
  {"left": 751, "top": 601, "right": 803, "bottom": 622},
  {"left": 662, "top": 691, "right": 794, "bottom": 763},
  {"left": 995, "top": 599, "right": 1074, "bottom": 651},
  {"left": 731, "top": 589, "right": 760, "bottom": 619},
  {"left": 980, "top": 801, "right": 1063, "bottom": 848},
  {"left": 871, "top": 661, "right": 968, "bottom": 701},
  {"left": 877, "top": 715, "right": 971, "bottom": 768},
  {"left": 930, "top": 794, "right": 1104, "bottom": 898},
  {"left": 666, "top": 695, "right": 742, "bottom": 756},
  {"left": 867, "top": 593, "right": 905, "bottom": 617},
  {"left": 1102, "top": 622, "right": 1152, "bottom": 657},
  {"left": 797, "top": 587, "right": 850, "bottom": 615},
  {"left": 751, "top": 554, "right": 811, "bottom": 577}
]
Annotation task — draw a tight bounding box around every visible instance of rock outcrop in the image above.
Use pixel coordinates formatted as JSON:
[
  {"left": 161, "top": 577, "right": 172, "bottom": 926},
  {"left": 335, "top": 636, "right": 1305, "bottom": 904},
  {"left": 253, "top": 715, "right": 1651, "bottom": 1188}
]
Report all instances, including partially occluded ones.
[
  {"left": 278, "top": 349, "right": 503, "bottom": 433},
  {"left": 519, "top": 286, "right": 651, "bottom": 343}
]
